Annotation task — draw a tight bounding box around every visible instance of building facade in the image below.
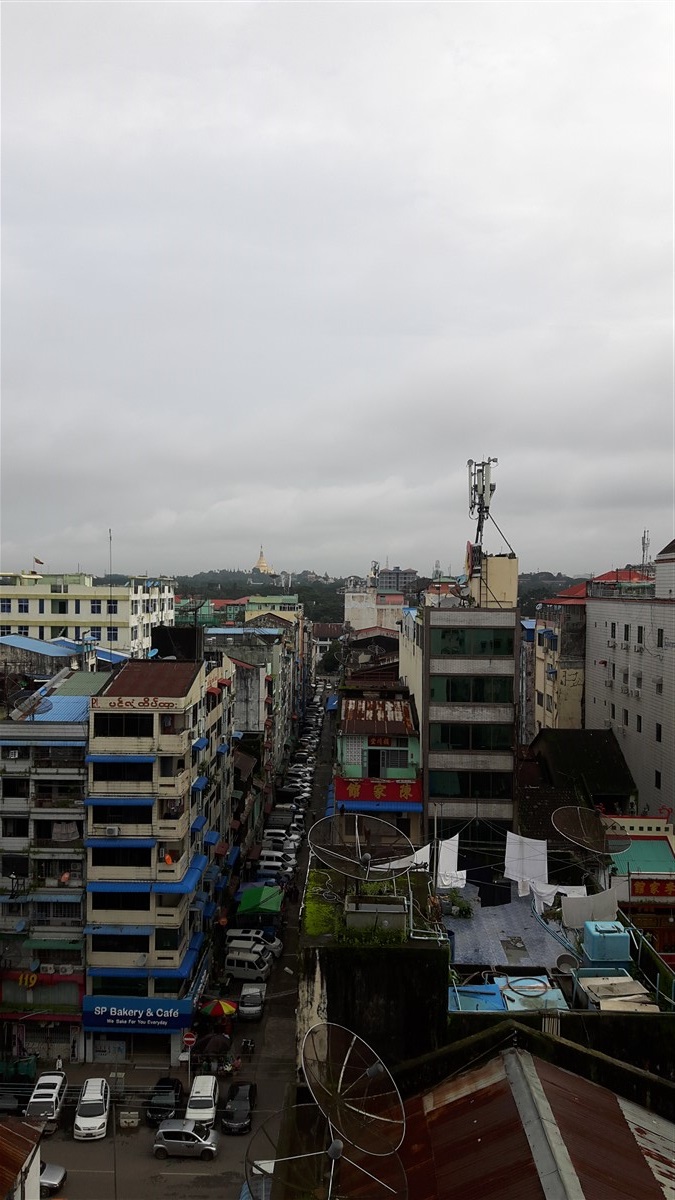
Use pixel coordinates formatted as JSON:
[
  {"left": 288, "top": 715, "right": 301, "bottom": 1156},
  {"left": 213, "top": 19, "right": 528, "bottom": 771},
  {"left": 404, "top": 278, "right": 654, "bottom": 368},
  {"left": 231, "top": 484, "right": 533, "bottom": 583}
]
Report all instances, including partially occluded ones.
[
  {"left": 0, "top": 572, "right": 175, "bottom": 657},
  {"left": 81, "top": 660, "right": 231, "bottom": 1064}
]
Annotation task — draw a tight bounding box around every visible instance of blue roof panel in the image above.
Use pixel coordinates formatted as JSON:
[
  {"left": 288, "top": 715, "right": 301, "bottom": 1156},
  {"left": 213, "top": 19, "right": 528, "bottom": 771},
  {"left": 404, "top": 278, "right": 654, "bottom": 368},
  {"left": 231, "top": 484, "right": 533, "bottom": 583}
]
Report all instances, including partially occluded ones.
[
  {"left": 31, "top": 695, "right": 90, "bottom": 722},
  {"left": 0, "top": 635, "right": 74, "bottom": 658}
]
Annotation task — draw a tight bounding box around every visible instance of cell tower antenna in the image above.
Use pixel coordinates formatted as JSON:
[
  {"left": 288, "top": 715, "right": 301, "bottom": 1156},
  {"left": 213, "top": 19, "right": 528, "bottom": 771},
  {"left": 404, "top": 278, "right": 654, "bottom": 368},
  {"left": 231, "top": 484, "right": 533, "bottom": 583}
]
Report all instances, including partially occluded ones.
[
  {"left": 641, "top": 529, "right": 650, "bottom": 573},
  {"left": 467, "top": 457, "right": 498, "bottom": 547}
]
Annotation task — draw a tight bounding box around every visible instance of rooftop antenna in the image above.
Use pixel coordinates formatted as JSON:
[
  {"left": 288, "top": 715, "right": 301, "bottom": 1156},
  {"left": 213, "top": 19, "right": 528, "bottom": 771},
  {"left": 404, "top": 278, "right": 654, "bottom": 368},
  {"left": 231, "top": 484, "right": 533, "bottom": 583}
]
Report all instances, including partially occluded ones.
[
  {"left": 641, "top": 529, "right": 650, "bottom": 574},
  {"left": 9, "top": 666, "right": 70, "bottom": 721},
  {"left": 467, "top": 457, "right": 498, "bottom": 548}
]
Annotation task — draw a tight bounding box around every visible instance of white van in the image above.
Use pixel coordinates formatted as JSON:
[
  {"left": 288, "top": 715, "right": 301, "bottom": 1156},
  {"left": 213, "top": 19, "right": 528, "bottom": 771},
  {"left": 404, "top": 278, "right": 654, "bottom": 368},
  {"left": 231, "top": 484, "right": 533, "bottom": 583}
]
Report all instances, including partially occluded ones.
[
  {"left": 185, "top": 1074, "right": 219, "bottom": 1127},
  {"left": 74, "top": 1077, "right": 110, "bottom": 1140},
  {"left": 25, "top": 1071, "right": 68, "bottom": 1123},
  {"left": 226, "top": 937, "right": 274, "bottom": 963},
  {"left": 224, "top": 950, "right": 273, "bottom": 982},
  {"left": 224, "top": 929, "right": 284, "bottom": 959},
  {"left": 259, "top": 850, "right": 296, "bottom": 869}
]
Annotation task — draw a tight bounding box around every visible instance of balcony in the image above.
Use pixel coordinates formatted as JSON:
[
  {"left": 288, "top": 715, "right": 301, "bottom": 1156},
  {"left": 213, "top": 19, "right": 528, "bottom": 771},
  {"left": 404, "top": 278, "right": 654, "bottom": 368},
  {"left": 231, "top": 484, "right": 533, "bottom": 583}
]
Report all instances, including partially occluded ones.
[
  {"left": 154, "top": 901, "right": 188, "bottom": 925},
  {"left": 156, "top": 809, "right": 189, "bottom": 841},
  {"left": 157, "top": 768, "right": 190, "bottom": 797},
  {"left": 33, "top": 838, "right": 84, "bottom": 850},
  {"left": 32, "top": 759, "right": 86, "bottom": 774},
  {"left": 33, "top": 795, "right": 83, "bottom": 810},
  {"left": 86, "top": 906, "right": 152, "bottom": 925},
  {"left": 88, "top": 737, "right": 156, "bottom": 756},
  {"left": 87, "top": 864, "right": 154, "bottom": 882},
  {"left": 157, "top": 730, "right": 190, "bottom": 756},
  {"left": 88, "top": 950, "right": 151, "bottom": 968},
  {"left": 156, "top": 851, "right": 188, "bottom": 881}
]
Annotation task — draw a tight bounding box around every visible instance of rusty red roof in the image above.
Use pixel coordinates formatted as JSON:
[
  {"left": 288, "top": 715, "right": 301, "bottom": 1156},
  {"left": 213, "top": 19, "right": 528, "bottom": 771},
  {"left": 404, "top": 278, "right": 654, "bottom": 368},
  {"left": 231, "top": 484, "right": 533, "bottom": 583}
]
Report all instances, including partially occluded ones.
[
  {"left": 103, "top": 660, "right": 201, "bottom": 697},
  {"left": 0, "top": 1117, "right": 42, "bottom": 1196},
  {"left": 341, "top": 696, "right": 416, "bottom": 736},
  {"left": 397, "top": 1050, "right": 674, "bottom": 1200}
]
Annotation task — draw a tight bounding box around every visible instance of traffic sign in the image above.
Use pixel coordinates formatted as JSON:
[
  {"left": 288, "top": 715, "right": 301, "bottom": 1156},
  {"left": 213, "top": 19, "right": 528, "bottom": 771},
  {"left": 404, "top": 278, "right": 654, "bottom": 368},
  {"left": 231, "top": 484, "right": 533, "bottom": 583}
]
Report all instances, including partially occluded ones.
[{"left": 183, "top": 1031, "right": 197, "bottom": 1048}]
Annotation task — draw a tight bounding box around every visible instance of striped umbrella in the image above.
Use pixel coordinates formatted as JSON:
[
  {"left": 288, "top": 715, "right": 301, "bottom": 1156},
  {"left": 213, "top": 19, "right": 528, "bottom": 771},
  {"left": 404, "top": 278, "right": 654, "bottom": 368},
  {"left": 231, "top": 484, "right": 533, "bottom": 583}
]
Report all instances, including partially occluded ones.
[{"left": 200, "top": 998, "right": 238, "bottom": 1018}]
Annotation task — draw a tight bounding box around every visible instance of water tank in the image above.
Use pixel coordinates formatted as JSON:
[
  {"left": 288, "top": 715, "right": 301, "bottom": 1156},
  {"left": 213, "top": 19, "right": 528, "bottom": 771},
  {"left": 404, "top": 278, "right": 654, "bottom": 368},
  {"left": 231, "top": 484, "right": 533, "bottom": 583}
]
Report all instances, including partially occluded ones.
[{"left": 583, "top": 921, "right": 630, "bottom": 965}]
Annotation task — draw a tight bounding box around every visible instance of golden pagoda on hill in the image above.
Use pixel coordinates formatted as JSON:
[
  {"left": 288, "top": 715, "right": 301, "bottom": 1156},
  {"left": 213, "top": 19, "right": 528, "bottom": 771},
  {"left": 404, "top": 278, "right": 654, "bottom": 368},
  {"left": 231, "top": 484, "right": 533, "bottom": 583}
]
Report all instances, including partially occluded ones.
[{"left": 252, "top": 545, "right": 276, "bottom": 576}]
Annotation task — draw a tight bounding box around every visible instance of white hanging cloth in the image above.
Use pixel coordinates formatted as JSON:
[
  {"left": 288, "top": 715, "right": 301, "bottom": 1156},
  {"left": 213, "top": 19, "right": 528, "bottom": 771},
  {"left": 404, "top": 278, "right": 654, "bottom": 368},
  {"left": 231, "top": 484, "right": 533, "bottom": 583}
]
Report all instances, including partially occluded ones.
[
  {"left": 561, "top": 886, "right": 619, "bottom": 929},
  {"left": 504, "top": 831, "right": 548, "bottom": 888},
  {"left": 530, "top": 881, "right": 588, "bottom": 916},
  {"left": 436, "top": 836, "right": 466, "bottom": 890}
]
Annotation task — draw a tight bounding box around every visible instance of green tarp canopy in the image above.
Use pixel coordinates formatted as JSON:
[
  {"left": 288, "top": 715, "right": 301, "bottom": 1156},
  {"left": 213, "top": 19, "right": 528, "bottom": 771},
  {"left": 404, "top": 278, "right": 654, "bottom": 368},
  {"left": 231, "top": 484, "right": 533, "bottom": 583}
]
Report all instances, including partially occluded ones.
[{"left": 237, "top": 885, "right": 283, "bottom": 915}]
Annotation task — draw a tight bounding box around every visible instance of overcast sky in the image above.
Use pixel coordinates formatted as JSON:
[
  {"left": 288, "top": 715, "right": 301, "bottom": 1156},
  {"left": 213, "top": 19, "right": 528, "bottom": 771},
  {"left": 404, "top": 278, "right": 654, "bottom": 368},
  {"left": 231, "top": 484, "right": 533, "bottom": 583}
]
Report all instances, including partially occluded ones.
[{"left": 1, "top": 3, "right": 673, "bottom": 580}]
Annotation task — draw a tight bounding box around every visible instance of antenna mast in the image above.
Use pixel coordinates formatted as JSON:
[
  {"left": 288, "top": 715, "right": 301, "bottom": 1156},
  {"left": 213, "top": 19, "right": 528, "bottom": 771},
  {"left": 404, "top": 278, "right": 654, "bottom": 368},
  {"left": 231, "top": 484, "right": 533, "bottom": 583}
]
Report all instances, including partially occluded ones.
[{"left": 641, "top": 529, "right": 650, "bottom": 574}]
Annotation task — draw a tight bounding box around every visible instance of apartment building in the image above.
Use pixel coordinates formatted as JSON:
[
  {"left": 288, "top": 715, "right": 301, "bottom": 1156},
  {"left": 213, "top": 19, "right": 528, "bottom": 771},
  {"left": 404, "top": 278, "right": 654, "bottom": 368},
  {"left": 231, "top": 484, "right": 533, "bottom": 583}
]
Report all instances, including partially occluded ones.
[
  {"left": 0, "top": 671, "right": 109, "bottom": 1062},
  {"left": 0, "top": 572, "right": 175, "bottom": 657},
  {"left": 585, "top": 540, "right": 674, "bottom": 816},
  {"left": 400, "top": 553, "right": 519, "bottom": 839},
  {"left": 377, "top": 565, "right": 419, "bottom": 594},
  {"left": 333, "top": 694, "right": 423, "bottom": 843},
  {"left": 81, "top": 659, "right": 232, "bottom": 1065}
]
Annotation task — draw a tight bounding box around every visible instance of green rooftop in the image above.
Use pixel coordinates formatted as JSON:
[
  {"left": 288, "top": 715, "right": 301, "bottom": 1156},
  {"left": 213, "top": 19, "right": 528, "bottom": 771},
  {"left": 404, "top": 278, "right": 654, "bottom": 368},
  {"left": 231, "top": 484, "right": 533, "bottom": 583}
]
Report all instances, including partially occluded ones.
[{"left": 612, "top": 837, "right": 675, "bottom": 875}]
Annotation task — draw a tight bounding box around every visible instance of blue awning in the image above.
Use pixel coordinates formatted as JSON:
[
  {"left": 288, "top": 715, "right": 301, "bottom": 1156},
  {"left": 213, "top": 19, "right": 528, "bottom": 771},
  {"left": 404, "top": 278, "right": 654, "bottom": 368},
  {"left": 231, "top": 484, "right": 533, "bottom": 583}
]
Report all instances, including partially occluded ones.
[
  {"left": 87, "top": 881, "right": 152, "bottom": 893},
  {"left": 204, "top": 900, "right": 217, "bottom": 919},
  {"left": 148, "top": 932, "right": 204, "bottom": 979},
  {"left": 84, "top": 797, "right": 154, "bottom": 808},
  {"left": 191, "top": 814, "right": 207, "bottom": 832},
  {"left": 340, "top": 801, "right": 423, "bottom": 813},
  {"left": 30, "top": 891, "right": 84, "bottom": 902},
  {"left": 326, "top": 695, "right": 339, "bottom": 711},
  {"left": 217, "top": 743, "right": 229, "bottom": 755},
  {"left": 204, "top": 863, "right": 220, "bottom": 883},
  {"left": 86, "top": 754, "right": 156, "bottom": 764},
  {"left": 14, "top": 919, "right": 27, "bottom": 932},
  {"left": 85, "top": 838, "right": 156, "bottom": 849},
  {"left": 0, "top": 895, "right": 29, "bottom": 904},
  {"left": 232, "top": 731, "right": 244, "bottom": 740},
  {"left": 84, "top": 925, "right": 153, "bottom": 936},
  {"left": 192, "top": 775, "right": 208, "bottom": 792},
  {"left": 225, "top": 845, "right": 240, "bottom": 868},
  {"left": 192, "top": 737, "right": 208, "bottom": 751},
  {"left": 35, "top": 741, "right": 87, "bottom": 748},
  {"left": 203, "top": 830, "right": 219, "bottom": 846},
  {"left": 152, "top": 853, "right": 208, "bottom": 895},
  {"left": 95, "top": 648, "right": 129, "bottom": 664}
]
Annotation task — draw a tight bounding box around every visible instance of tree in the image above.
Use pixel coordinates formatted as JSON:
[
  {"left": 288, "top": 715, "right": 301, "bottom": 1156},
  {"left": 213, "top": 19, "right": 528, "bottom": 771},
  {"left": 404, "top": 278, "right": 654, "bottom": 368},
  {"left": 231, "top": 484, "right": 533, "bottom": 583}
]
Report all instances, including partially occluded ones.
[{"left": 320, "top": 640, "right": 342, "bottom": 672}]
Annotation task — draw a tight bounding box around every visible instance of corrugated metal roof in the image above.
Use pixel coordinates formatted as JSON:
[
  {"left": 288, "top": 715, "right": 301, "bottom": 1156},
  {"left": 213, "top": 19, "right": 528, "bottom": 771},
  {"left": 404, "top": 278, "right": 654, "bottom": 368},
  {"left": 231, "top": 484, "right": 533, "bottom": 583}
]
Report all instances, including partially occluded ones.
[
  {"left": 30, "top": 694, "right": 90, "bottom": 722},
  {"left": 103, "top": 660, "right": 200, "bottom": 697},
  {"left": 341, "top": 697, "right": 417, "bottom": 737},
  {"left": 0, "top": 1117, "right": 42, "bottom": 1196},
  {"left": 56, "top": 671, "right": 110, "bottom": 696},
  {"left": 0, "top": 634, "right": 74, "bottom": 657}
]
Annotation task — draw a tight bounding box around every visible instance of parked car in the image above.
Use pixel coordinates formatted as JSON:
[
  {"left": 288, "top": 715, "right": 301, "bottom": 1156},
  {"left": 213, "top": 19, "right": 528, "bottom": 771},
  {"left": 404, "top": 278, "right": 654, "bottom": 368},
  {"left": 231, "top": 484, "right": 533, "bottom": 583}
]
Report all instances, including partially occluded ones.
[
  {"left": 40, "top": 1161, "right": 67, "bottom": 1198},
  {"left": 73, "top": 1077, "right": 110, "bottom": 1141},
  {"left": 221, "top": 1081, "right": 258, "bottom": 1134},
  {"left": 153, "top": 1119, "right": 219, "bottom": 1160},
  {"left": 146, "top": 1077, "right": 185, "bottom": 1126},
  {"left": 25, "top": 1072, "right": 68, "bottom": 1123}
]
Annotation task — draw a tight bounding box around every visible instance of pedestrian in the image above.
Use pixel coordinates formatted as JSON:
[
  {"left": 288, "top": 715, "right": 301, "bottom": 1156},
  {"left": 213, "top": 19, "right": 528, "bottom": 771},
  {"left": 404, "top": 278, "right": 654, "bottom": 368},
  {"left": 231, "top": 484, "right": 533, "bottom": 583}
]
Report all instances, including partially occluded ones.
[
  {"left": 55, "top": 1054, "right": 63, "bottom": 1071},
  {"left": 232, "top": 1055, "right": 242, "bottom": 1074}
]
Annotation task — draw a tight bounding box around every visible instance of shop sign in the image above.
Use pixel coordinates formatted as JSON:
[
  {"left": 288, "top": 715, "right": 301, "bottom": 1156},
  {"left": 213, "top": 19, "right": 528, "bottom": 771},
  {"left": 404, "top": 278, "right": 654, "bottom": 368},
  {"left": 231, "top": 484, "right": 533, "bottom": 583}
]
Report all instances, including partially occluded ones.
[
  {"left": 630, "top": 878, "right": 675, "bottom": 899},
  {"left": 334, "top": 777, "right": 422, "bottom": 803},
  {"left": 367, "top": 736, "right": 392, "bottom": 747},
  {"left": 82, "top": 995, "right": 193, "bottom": 1031},
  {"left": 91, "top": 696, "right": 177, "bottom": 711}
]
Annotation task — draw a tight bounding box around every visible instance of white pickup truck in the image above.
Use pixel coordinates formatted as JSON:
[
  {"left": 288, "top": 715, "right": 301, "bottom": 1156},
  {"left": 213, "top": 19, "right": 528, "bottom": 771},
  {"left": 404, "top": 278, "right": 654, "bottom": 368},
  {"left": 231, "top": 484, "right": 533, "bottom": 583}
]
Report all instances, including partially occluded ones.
[{"left": 239, "top": 982, "right": 267, "bottom": 1021}]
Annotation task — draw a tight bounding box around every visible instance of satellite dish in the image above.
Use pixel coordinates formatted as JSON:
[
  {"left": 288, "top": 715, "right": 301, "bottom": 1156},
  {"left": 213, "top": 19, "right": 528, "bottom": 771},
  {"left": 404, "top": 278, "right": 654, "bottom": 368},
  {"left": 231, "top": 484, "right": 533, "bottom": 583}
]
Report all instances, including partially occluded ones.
[
  {"left": 551, "top": 806, "right": 632, "bottom": 856},
  {"left": 302, "top": 1022, "right": 406, "bottom": 1155},
  {"left": 308, "top": 815, "right": 416, "bottom": 881},
  {"left": 245, "top": 1103, "right": 408, "bottom": 1200},
  {"left": 9, "top": 687, "right": 53, "bottom": 721}
]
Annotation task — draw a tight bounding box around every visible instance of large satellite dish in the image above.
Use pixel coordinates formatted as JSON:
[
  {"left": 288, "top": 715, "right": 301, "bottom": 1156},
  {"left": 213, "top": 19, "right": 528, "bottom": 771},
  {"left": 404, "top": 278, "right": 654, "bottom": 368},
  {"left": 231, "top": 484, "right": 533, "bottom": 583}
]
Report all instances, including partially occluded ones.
[
  {"left": 301, "top": 1023, "right": 406, "bottom": 1156},
  {"left": 551, "top": 806, "right": 631, "bottom": 856},
  {"left": 9, "top": 687, "right": 53, "bottom": 721},
  {"left": 308, "top": 815, "right": 415, "bottom": 881},
  {"left": 245, "top": 1104, "right": 408, "bottom": 1200}
]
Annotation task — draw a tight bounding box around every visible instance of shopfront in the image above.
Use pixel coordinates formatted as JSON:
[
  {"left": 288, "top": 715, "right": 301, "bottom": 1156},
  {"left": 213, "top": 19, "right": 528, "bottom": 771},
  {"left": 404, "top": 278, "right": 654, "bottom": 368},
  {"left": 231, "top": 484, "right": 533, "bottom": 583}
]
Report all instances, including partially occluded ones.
[{"left": 82, "top": 995, "right": 195, "bottom": 1066}]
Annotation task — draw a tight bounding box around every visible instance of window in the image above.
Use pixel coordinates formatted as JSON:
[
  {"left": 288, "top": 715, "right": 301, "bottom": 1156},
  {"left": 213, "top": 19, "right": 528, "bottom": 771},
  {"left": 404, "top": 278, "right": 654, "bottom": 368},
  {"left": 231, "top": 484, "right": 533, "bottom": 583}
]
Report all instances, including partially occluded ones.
[
  {"left": 430, "top": 723, "right": 512, "bottom": 751},
  {"left": 91, "top": 600, "right": 102, "bottom": 614},
  {"left": 107, "top": 600, "right": 118, "bottom": 614},
  {"left": 622, "top": 709, "right": 628, "bottom": 726},
  {"left": 610, "top": 622, "right": 616, "bottom": 639},
  {"left": 17, "top": 625, "right": 29, "bottom": 637},
  {"left": 0, "top": 599, "right": 10, "bottom": 613},
  {"left": 74, "top": 626, "right": 81, "bottom": 640},
  {"left": 106, "top": 626, "right": 118, "bottom": 642},
  {"left": 655, "top": 770, "right": 661, "bottom": 790},
  {"left": 636, "top": 625, "right": 644, "bottom": 644},
  {"left": 38, "top": 599, "right": 44, "bottom": 613},
  {"left": 634, "top": 673, "right": 642, "bottom": 689},
  {"left": 636, "top": 715, "right": 642, "bottom": 733},
  {"left": 18, "top": 599, "right": 29, "bottom": 614},
  {"left": 436, "top": 627, "right": 514, "bottom": 657},
  {"left": 611, "top": 663, "right": 616, "bottom": 680},
  {"left": 545, "top": 695, "right": 553, "bottom": 712},
  {"left": 74, "top": 599, "right": 81, "bottom": 614},
  {"left": 656, "top": 723, "right": 662, "bottom": 743},
  {"left": 51, "top": 599, "right": 68, "bottom": 614},
  {"left": 38, "top": 626, "right": 44, "bottom": 639},
  {"left": 430, "top": 676, "right": 513, "bottom": 704},
  {"left": 429, "top": 770, "right": 512, "bottom": 800},
  {"left": 536, "top": 691, "right": 544, "bottom": 708},
  {"left": 622, "top": 671, "right": 629, "bottom": 685},
  {"left": 131, "top": 626, "right": 138, "bottom": 641},
  {"left": 623, "top": 624, "right": 630, "bottom": 642},
  {"left": 656, "top": 678, "right": 663, "bottom": 696},
  {"left": 89, "top": 627, "right": 101, "bottom": 640},
  {"left": 2, "top": 817, "right": 29, "bottom": 838},
  {"left": 610, "top": 704, "right": 615, "bottom": 719},
  {"left": 657, "top": 628, "right": 664, "bottom": 648}
]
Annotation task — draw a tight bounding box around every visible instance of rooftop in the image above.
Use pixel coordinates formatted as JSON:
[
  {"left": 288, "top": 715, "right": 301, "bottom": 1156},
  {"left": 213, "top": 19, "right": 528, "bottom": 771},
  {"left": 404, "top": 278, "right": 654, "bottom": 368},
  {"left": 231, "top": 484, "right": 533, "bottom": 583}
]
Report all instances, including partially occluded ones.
[
  {"left": 340, "top": 696, "right": 417, "bottom": 737},
  {"left": 612, "top": 836, "right": 675, "bottom": 876},
  {"left": 531, "top": 729, "right": 637, "bottom": 802},
  {"left": 445, "top": 884, "right": 562, "bottom": 969},
  {"left": 102, "top": 660, "right": 201, "bottom": 697}
]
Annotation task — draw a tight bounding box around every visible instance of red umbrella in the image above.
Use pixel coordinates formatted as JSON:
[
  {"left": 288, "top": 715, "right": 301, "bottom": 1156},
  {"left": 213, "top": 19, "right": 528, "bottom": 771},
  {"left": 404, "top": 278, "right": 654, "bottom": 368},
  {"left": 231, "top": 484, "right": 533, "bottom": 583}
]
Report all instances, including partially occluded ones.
[{"left": 200, "top": 998, "right": 238, "bottom": 1018}]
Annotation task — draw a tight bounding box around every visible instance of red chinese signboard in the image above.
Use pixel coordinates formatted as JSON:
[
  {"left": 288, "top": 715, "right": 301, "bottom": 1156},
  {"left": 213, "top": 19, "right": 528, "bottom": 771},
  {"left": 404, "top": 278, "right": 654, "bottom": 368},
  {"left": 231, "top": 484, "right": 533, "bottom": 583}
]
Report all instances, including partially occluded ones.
[
  {"left": 630, "top": 878, "right": 675, "bottom": 899},
  {"left": 334, "top": 777, "right": 422, "bottom": 803},
  {"left": 368, "top": 736, "right": 392, "bottom": 747}
]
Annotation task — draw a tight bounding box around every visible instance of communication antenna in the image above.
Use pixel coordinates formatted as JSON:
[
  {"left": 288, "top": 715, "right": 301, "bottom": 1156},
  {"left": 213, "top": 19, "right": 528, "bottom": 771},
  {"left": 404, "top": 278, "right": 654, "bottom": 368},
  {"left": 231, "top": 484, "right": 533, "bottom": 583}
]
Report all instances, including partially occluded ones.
[
  {"left": 301, "top": 1023, "right": 406, "bottom": 1155},
  {"left": 9, "top": 666, "right": 70, "bottom": 722},
  {"left": 551, "top": 806, "right": 632, "bottom": 858},
  {"left": 641, "top": 529, "right": 650, "bottom": 574},
  {"left": 245, "top": 1103, "right": 408, "bottom": 1199},
  {"left": 308, "top": 815, "right": 416, "bottom": 882},
  {"left": 467, "top": 457, "right": 498, "bottom": 547}
]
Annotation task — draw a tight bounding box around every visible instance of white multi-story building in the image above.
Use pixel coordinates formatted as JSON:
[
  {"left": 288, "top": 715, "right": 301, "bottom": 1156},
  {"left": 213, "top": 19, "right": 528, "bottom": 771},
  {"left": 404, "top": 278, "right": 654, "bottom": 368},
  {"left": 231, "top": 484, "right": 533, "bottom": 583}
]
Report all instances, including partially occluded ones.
[
  {"left": 0, "top": 572, "right": 174, "bottom": 657},
  {"left": 585, "top": 539, "right": 674, "bottom": 815}
]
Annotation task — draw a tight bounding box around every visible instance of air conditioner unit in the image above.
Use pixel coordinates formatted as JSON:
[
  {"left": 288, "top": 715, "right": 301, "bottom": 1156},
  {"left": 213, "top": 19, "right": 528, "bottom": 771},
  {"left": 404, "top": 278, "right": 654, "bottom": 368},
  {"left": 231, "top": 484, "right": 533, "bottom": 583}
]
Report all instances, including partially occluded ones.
[
  {"left": 634, "top": 645, "right": 644, "bottom": 653},
  {"left": 621, "top": 641, "right": 630, "bottom": 649},
  {"left": 620, "top": 685, "right": 629, "bottom": 694},
  {"left": 607, "top": 639, "right": 616, "bottom": 648},
  {"left": 58, "top": 964, "right": 71, "bottom": 975},
  {"left": 42, "top": 964, "right": 56, "bottom": 974},
  {"left": 8, "top": 750, "right": 19, "bottom": 760},
  {"left": 634, "top": 689, "right": 641, "bottom": 699},
  {"left": 604, "top": 680, "right": 613, "bottom": 688},
  {"left": 105, "top": 825, "right": 121, "bottom": 837}
]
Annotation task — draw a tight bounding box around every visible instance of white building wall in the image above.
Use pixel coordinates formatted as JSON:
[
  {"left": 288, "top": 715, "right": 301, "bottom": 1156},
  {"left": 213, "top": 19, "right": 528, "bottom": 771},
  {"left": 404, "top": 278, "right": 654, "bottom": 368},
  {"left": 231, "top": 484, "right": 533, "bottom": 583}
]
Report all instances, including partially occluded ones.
[{"left": 585, "top": 596, "right": 674, "bottom": 815}]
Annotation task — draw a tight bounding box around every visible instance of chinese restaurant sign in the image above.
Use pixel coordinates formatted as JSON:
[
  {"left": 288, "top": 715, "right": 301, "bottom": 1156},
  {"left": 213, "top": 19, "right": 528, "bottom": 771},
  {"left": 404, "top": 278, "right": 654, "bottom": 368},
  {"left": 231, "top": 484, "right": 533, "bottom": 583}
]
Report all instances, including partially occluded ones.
[
  {"left": 334, "top": 777, "right": 422, "bottom": 802},
  {"left": 630, "top": 878, "right": 675, "bottom": 899}
]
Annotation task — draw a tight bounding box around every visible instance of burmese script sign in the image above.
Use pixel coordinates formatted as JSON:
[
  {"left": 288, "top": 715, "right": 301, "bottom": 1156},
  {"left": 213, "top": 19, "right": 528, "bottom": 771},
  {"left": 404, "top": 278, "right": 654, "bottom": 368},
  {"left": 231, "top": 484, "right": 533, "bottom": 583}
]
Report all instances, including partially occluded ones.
[{"left": 91, "top": 695, "right": 178, "bottom": 710}]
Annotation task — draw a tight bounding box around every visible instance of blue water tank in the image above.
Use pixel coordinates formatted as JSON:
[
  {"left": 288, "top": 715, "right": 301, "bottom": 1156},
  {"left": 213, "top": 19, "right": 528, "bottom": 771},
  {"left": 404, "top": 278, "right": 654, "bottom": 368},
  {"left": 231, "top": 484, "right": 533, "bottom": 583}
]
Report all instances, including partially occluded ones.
[{"left": 583, "top": 921, "right": 630, "bottom": 965}]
